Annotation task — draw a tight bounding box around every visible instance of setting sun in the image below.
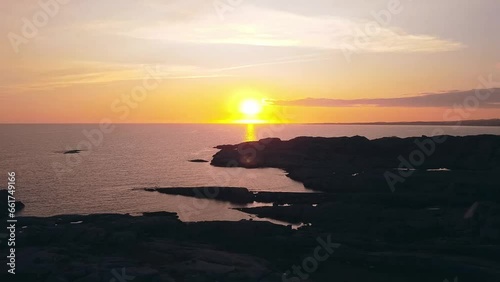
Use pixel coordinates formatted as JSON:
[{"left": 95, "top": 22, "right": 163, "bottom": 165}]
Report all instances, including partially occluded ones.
[{"left": 239, "top": 99, "right": 263, "bottom": 116}]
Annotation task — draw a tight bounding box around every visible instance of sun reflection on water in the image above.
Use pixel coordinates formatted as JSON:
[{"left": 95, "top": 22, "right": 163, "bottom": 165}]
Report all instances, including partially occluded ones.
[{"left": 245, "top": 123, "right": 257, "bottom": 141}]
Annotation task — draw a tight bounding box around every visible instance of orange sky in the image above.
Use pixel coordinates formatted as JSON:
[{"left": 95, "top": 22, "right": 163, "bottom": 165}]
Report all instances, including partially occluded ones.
[{"left": 1, "top": 0, "right": 499, "bottom": 123}]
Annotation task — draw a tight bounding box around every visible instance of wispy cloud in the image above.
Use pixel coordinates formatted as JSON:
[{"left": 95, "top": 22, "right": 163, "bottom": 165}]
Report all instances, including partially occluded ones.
[
  {"left": 212, "top": 52, "right": 332, "bottom": 72},
  {"left": 2, "top": 62, "right": 234, "bottom": 92},
  {"left": 272, "top": 89, "right": 500, "bottom": 108},
  {"left": 117, "top": 5, "right": 464, "bottom": 53}
]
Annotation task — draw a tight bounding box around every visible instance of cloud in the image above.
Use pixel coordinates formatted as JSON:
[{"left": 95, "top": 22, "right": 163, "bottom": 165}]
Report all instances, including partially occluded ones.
[
  {"left": 2, "top": 62, "right": 233, "bottom": 92},
  {"left": 118, "top": 5, "right": 465, "bottom": 53},
  {"left": 272, "top": 88, "right": 500, "bottom": 108}
]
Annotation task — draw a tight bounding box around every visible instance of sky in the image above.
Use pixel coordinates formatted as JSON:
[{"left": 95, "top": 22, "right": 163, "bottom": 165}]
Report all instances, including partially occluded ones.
[{"left": 1, "top": 0, "right": 499, "bottom": 123}]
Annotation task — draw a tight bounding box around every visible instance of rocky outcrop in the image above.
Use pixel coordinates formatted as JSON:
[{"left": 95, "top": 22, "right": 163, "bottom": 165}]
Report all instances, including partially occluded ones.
[
  {"left": 2, "top": 211, "right": 500, "bottom": 281},
  {"left": 145, "top": 187, "right": 341, "bottom": 205},
  {"left": 206, "top": 135, "right": 500, "bottom": 281},
  {"left": 211, "top": 135, "right": 500, "bottom": 193},
  {"left": 189, "top": 159, "right": 209, "bottom": 163},
  {"left": 3, "top": 135, "right": 500, "bottom": 281},
  {"left": 0, "top": 213, "right": 286, "bottom": 281},
  {"left": 145, "top": 187, "right": 255, "bottom": 204},
  {"left": 63, "top": 149, "right": 82, "bottom": 154}
]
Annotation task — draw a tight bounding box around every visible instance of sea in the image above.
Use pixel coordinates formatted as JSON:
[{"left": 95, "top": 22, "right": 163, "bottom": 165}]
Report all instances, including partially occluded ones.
[{"left": 1, "top": 124, "right": 500, "bottom": 223}]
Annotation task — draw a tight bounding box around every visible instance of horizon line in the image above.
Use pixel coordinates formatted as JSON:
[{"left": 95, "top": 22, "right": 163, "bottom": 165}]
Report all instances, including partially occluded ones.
[{"left": 1, "top": 118, "right": 499, "bottom": 126}]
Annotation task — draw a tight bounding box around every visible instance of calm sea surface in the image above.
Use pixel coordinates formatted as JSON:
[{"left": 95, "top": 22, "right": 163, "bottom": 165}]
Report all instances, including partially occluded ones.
[{"left": 1, "top": 124, "right": 500, "bottom": 222}]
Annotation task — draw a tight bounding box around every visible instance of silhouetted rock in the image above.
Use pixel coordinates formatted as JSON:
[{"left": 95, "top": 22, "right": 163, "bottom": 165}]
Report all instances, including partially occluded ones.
[
  {"left": 63, "top": 149, "right": 82, "bottom": 154},
  {"left": 189, "top": 159, "right": 209, "bottom": 163},
  {"left": 146, "top": 187, "right": 255, "bottom": 204},
  {"left": 2, "top": 211, "right": 499, "bottom": 281},
  {"left": 0, "top": 213, "right": 289, "bottom": 281},
  {"left": 211, "top": 135, "right": 500, "bottom": 193},
  {"left": 3, "top": 135, "right": 500, "bottom": 281},
  {"left": 207, "top": 135, "right": 500, "bottom": 280}
]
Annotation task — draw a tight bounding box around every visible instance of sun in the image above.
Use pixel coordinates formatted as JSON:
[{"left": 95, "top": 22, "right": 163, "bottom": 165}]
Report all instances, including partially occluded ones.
[{"left": 239, "top": 99, "right": 262, "bottom": 116}]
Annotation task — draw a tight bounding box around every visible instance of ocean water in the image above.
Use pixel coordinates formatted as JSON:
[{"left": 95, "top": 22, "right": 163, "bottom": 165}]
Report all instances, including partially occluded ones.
[{"left": 1, "top": 124, "right": 500, "bottom": 222}]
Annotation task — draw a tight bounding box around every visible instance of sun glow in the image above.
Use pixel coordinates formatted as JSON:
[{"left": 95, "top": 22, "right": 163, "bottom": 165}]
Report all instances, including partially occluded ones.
[
  {"left": 239, "top": 99, "right": 263, "bottom": 116},
  {"left": 219, "top": 90, "right": 287, "bottom": 124}
]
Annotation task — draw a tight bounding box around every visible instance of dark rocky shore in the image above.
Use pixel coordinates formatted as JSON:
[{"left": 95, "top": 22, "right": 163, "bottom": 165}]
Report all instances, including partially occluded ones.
[
  {"left": 1, "top": 213, "right": 292, "bottom": 281},
  {"left": 145, "top": 187, "right": 255, "bottom": 204},
  {"left": 211, "top": 135, "right": 500, "bottom": 193},
  {"left": 2, "top": 135, "right": 500, "bottom": 281}
]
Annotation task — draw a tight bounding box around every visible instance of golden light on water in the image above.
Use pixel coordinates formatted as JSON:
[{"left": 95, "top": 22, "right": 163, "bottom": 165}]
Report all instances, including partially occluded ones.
[{"left": 245, "top": 123, "right": 257, "bottom": 141}]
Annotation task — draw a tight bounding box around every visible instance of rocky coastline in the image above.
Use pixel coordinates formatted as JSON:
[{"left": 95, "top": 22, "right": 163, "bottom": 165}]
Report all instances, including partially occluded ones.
[{"left": 2, "top": 135, "right": 500, "bottom": 281}]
